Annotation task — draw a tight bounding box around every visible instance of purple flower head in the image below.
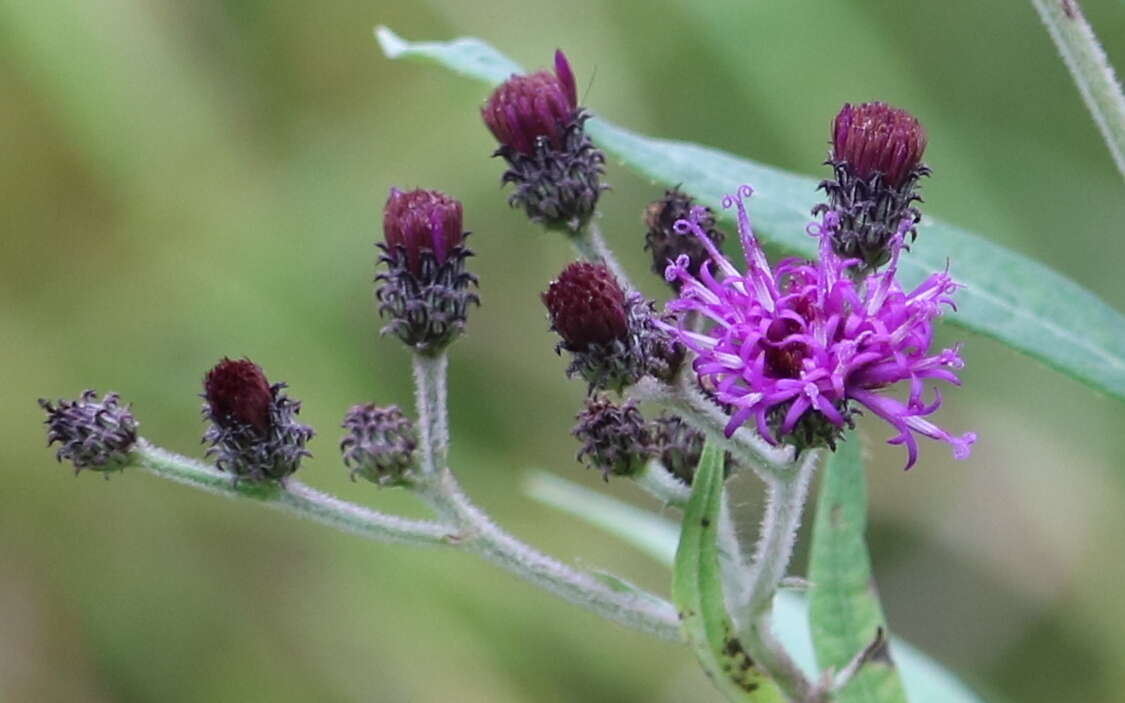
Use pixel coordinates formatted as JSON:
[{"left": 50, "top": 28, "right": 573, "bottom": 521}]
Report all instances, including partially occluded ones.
[
  {"left": 662, "top": 185, "right": 975, "bottom": 469},
  {"left": 383, "top": 188, "right": 465, "bottom": 277}
]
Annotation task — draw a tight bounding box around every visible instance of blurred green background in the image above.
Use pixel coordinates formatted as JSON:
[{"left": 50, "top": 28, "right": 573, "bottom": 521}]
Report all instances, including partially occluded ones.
[{"left": 5, "top": 1, "right": 1125, "bottom": 701}]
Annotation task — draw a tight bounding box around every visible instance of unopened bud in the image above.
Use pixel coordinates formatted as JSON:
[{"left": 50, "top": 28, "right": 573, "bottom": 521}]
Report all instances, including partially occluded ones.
[
  {"left": 39, "top": 390, "right": 137, "bottom": 474},
  {"left": 340, "top": 404, "right": 417, "bottom": 486},
  {"left": 482, "top": 50, "right": 606, "bottom": 233},
  {"left": 643, "top": 188, "right": 725, "bottom": 290},
  {"left": 376, "top": 188, "right": 479, "bottom": 354},
  {"left": 202, "top": 358, "right": 314, "bottom": 482},
  {"left": 573, "top": 395, "right": 653, "bottom": 479}
]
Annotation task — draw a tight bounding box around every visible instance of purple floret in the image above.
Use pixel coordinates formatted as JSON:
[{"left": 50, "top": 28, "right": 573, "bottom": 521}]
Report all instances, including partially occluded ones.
[{"left": 661, "top": 185, "right": 976, "bottom": 469}]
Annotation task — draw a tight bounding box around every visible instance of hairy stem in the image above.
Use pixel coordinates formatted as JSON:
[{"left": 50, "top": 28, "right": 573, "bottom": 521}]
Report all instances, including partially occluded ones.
[
  {"left": 132, "top": 440, "right": 453, "bottom": 547},
  {"left": 629, "top": 374, "right": 793, "bottom": 478},
  {"left": 411, "top": 351, "right": 682, "bottom": 640},
  {"left": 1031, "top": 0, "right": 1125, "bottom": 182},
  {"left": 633, "top": 458, "right": 691, "bottom": 507},
  {"left": 737, "top": 449, "right": 824, "bottom": 702},
  {"left": 572, "top": 220, "right": 634, "bottom": 288}
]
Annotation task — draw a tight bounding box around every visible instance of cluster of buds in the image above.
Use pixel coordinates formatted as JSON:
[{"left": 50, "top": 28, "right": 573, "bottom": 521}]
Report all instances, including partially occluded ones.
[
  {"left": 543, "top": 262, "right": 682, "bottom": 392},
  {"left": 202, "top": 358, "right": 314, "bottom": 483},
  {"left": 377, "top": 188, "right": 479, "bottom": 354},
  {"left": 644, "top": 188, "right": 726, "bottom": 290},
  {"left": 482, "top": 50, "right": 606, "bottom": 233},
  {"left": 814, "top": 101, "right": 930, "bottom": 271},
  {"left": 39, "top": 390, "right": 138, "bottom": 474},
  {"left": 340, "top": 404, "right": 418, "bottom": 486},
  {"left": 572, "top": 395, "right": 722, "bottom": 483}
]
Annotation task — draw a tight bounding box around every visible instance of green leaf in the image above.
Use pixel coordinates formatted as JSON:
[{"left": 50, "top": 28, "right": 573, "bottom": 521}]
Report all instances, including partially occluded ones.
[
  {"left": 525, "top": 470, "right": 987, "bottom": 703},
  {"left": 375, "top": 26, "right": 1125, "bottom": 402},
  {"left": 673, "top": 440, "right": 784, "bottom": 701},
  {"left": 809, "top": 435, "right": 907, "bottom": 703}
]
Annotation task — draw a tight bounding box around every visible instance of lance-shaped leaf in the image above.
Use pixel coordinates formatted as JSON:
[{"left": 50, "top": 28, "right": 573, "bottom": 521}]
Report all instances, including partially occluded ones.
[
  {"left": 673, "top": 440, "right": 784, "bottom": 702},
  {"left": 375, "top": 27, "right": 1125, "bottom": 402},
  {"left": 809, "top": 435, "right": 907, "bottom": 703}
]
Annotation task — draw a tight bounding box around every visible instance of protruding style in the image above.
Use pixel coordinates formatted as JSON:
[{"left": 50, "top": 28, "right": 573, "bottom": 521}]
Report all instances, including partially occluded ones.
[
  {"left": 543, "top": 262, "right": 681, "bottom": 392},
  {"left": 202, "top": 358, "right": 314, "bottom": 482},
  {"left": 377, "top": 188, "right": 479, "bottom": 354},
  {"left": 40, "top": 390, "right": 137, "bottom": 474},
  {"left": 340, "top": 404, "right": 417, "bottom": 486},
  {"left": 815, "top": 101, "right": 930, "bottom": 270},
  {"left": 482, "top": 50, "right": 606, "bottom": 232}
]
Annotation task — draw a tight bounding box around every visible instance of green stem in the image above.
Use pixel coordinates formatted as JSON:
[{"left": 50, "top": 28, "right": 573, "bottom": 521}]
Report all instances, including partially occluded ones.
[
  {"left": 572, "top": 220, "right": 633, "bottom": 288},
  {"left": 132, "top": 440, "right": 453, "bottom": 548},
  {"left": 633, "top": 458, "right": 691, "bottom": 507},
  {"left": 1031, "top": 0, "right": 1125, "bottom": 182},
  {"left": 410, "top": 351, "right": 682, "bottom": 640}
]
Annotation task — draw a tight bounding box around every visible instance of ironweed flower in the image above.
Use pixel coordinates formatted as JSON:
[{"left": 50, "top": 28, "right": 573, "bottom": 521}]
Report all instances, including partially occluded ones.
[
  {"left": 482, "top": 50, "right": 606, "bottom": 232},
  {"left": 40, "top": 390, "right": 137, "bottom": 474},
  {"left": 340, "top": 404, "right": 417, "bottom": 486},
  {"left": 202, "top": 358, "right": 314, "bottom": 482},
  {"left": 543, "top": 262, "right": 681, "bottom": 392},
  {"left": 377, "top": 188, "right": 479, "bottom": 354},
  {"left": 814, "top": 101, "right": 930, "bottom": 270},
  {"left": 644, "top": 188, "right": 726, "bottom": 291},
  {"left": 663, "top": 185, "right": 975, "bottom": 468}
]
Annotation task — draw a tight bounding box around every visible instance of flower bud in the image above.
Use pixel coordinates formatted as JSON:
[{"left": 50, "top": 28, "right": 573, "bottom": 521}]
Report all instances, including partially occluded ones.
[
  {"left": 573, "top": 395, "right": 653, "bottom": 479},
  {"left": 202, "top": 358, "right": 314, "bottom": 483},
  {"left": 340, "top": 404, "right": 417, "bottom": 486},
  {"left": 643, "top": 188, "right": 726, "bottom": 290},
  {"left": 543, "top": 262, "right": 682, "bottom": 392},
  {"left": 376, "top": 188, "right": 479, "bottom": 354},
  {"left": 649, "top": 414, "right": 735, "bottom": 485},
  {"left": 39, "top": 390, "right": 137, "bottom": 474},
  {"left": 482, "top": 50, "right": 606, "bottom": 233},
  {"left": 815, "top": 101, "right": 930, "bottom": 270}
]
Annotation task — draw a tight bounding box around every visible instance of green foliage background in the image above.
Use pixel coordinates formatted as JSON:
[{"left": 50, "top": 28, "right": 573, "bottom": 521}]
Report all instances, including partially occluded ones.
[{"left": 4, "top": 1, "right": 1124, "bottom": 701}]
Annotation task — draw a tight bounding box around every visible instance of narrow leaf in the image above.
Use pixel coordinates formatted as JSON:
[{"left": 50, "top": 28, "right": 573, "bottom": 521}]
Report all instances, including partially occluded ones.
[
  {"left": 526, "top": 470, "right": 987, "bottom": 703},
  {"left": 809, "top": 435, "right": 907, "bottom": 703},
  {"left": 673, "top": 440, "right": 784, "bottom": 702},
  {"left": 375, "top": 27, "right": 1125, "bottom": 401}
]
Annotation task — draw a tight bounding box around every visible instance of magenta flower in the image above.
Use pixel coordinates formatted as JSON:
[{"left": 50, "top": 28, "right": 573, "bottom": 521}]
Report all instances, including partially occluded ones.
[{"left": 662, "top": 185, "right": 975, "bottom": 469}]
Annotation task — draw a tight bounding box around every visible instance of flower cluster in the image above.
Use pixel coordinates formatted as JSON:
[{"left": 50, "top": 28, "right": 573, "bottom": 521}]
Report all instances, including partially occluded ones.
[
  {"left": 483, "top": 50, "right": 606, "bottom": 232},
  {"left": 663, "top": 186, "right": 975, "bottom": 468},
  {"left": 39, "top": 390, "right": 138, "bottom": 473},
  {"left": 202, "top": 358, "right": 314, "bottom": 482}
]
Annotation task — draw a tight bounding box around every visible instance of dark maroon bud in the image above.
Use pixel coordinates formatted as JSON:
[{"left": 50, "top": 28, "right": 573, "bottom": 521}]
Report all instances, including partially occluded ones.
[
  {"left": 643, "top": 188, "right": 726, "bottom": 289},
  {"left": 202, "top": 358, "right": 313, "bottom": 483},
  {"left": 382, "top": 188, "right": 464, "bottom": 277},
  {"left": 204, "top": 358, "right": 272, "bottom": 433},
  {"left": 543, "top": 262, "right": 682, "bottom": 392},
  {"left": 376, "top": 188, "right": 479, "bottom": 354},
  {"left": 482, "top": 50, "right": 606, "bottom": 233},
  {"left": 39, "top": 390, "right": 138, "bottom": 474},
  {"left": 340, "top": 404, "right": 417, "bottom": 487},
  {"left": 573, "top": 395, "right": 653, "bottom": 480},
  {"left": 832, "top": 102, "right": 926, "bottom": 188},
  {"left": 483, "top": 49, "right": 578, "bottom": 157},
  {"left": 543, "top": 262, "right": 628, "bottom": 351},
  {"left": 815, "top": 101, "right": 931, "bottom": 271}
]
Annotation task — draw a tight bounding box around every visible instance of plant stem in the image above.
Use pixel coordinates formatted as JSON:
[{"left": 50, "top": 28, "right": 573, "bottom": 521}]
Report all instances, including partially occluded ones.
[
  {"left": 410, "top": 351, "right": 682, "bottom": 640},
  {"left": 736, "top": 449, "right": 824, "bottom": 702},
  {"left": 572, "top": 220, "right": 633, "bottom": 288},
  {"left": 131, "top": 440, "right": 453, "bottom": 548},
  {"left": 629, "top": 374, "right": 793, "bottom": 478},
  {"left": 1031, "top": 0, "right": 1125, "bottom": 182},
  {"left": 633, "top": 458, "right": 691, "bottom": 508}
]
